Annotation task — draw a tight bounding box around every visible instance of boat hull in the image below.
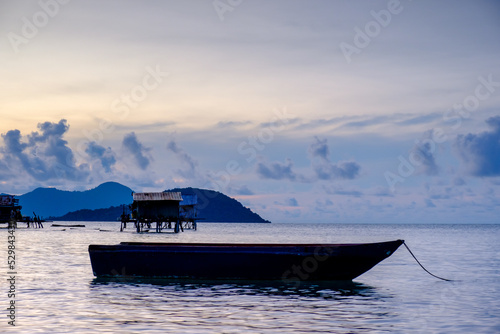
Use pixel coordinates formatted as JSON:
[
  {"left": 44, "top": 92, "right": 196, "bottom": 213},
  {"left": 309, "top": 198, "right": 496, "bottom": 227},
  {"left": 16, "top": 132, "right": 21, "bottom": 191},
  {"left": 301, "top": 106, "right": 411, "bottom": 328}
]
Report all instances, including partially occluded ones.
[{"left": 88, "top": 240, "right": 404, "bottom": 281}]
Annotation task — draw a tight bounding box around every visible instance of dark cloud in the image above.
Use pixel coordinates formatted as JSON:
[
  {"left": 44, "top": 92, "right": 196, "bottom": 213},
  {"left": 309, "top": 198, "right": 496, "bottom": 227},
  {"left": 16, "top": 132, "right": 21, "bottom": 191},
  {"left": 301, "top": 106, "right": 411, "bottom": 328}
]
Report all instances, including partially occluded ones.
[
  {"left": 316, "top": 198, "right": 333, "bottom": 207},
  {"left": 85, "top": 142, "right": 116, "bottom": 173},
  {"left": 333, "top": 189, "right": 362, "bottom": 197},
  {"left": 308, "top": 136, "right": 329, "bottom": 159},
  {"left": 166, "top": 139, "right": 198, "bottom": 178},
  {"left": 429, "top": 193, "right": 451, "bottom": 200},
  {"left": 30, "top": 120, "right": 68, "bottom": 143},
  {"left": 413, "top": 142, "right": 439, "bottom": 175},
  {"left": 313, "top": 161, "right": 360, "bottom": 180},
  {"left": 2, "top": 130, "right": 31, "bottom": 170},
  {"left": 274, "top": 197, "right": 299, "bottom": 207},
  {"left": 122, "top": 132, "right": 151, "bottom": 170},
  {"left": 324, "top": 185, "right": 363, "bottom": 197},
  {"left": 257, "top": 137, "right": 361, "bottom": 183},
  {"left": 286, "top": 197, "right": 299, "bottom": 207},
  {"left": 260, "top": 117, "right": 300, "bottom": 128},
  {"left": 410, "top": 131, "right": 440, "bottom": 176},
  {"left": 308, "top": 137, "right": 361, "bottom": 180},
  {"left": 455, "top": 116, "right": 500, "bottom": 177},
  {"left": 256, "top": 159, "right": 303, "bottom": 181},
  {"left": 425, "top": 199, "right": 436, "bottom": 208},
  {"left": 369, "top": 187, "right": 394, "bottom": 197},
  {"left": 0, "top": 120, "right": 89, "bottom": 181}
]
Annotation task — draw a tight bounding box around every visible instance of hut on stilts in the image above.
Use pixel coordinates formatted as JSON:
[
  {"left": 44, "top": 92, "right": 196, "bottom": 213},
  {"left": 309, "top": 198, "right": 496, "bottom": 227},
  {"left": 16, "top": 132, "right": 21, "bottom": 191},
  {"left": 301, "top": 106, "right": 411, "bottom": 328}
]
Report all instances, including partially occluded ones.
[
  {"left": 120, "top": 191, "right": 197, "bottom": 233},
  {"left": 0, "top": 195, "right": 22, "bottom": 229}
]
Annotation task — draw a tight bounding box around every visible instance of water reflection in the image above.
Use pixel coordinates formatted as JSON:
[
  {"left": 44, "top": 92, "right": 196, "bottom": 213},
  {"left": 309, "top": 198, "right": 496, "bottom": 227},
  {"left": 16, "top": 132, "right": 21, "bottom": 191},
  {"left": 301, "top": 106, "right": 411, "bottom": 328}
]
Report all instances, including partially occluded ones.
[
  {"left": 90, "top": 277, "right": 387, "bottom": 300},
  {"left": 87, "top": 278, "right": 397, "bottom": 333}
]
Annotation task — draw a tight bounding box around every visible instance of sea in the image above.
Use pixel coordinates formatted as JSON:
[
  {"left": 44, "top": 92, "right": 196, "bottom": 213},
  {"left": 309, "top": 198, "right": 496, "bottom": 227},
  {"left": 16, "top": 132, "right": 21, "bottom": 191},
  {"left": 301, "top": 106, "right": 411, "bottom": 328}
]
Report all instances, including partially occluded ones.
[{"left": 1, "top": 222, "right": 499, "bottom": 334}]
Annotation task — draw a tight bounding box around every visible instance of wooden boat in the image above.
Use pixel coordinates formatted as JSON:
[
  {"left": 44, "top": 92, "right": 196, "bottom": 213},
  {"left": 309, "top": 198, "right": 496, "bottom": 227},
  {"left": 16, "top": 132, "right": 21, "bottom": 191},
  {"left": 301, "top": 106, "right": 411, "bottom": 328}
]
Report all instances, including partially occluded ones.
[
  {"left": 51, "top": 224, "right": 85, "bottom": 228},
  {"left": 88, "top": 240, "right": 403, "bottom": 281}
]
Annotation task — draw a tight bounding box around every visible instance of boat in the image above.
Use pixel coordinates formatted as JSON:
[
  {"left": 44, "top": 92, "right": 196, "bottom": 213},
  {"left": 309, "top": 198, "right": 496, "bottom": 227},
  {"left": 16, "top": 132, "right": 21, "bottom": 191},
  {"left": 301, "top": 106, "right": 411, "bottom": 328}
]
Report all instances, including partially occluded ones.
[
  {"left": 88, "top": 239, "right": 404, "bottom": 281},
  {"left": 51, "top": 224, "right": 85, "bottom": 228}
]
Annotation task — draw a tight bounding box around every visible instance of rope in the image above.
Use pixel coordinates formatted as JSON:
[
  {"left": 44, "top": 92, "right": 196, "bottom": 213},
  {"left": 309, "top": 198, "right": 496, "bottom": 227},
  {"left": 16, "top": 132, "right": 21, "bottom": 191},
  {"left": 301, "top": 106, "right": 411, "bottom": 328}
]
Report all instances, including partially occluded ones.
[{"left": 403, "top": 241, "right": 453, "bottom": 282}]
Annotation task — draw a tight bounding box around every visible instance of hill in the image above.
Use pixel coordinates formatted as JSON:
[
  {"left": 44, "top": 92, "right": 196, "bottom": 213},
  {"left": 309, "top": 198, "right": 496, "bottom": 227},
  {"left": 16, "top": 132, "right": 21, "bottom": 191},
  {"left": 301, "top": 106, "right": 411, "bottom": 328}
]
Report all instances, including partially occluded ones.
[
  {"left": 168, "top": 187, "right": 270, "bottom": 223},
  {"left": 19, "top": 182, "right": 133, "bottom": 218},
  {"left": 49, "top": 206, "right": 125, "bottom": 221}
]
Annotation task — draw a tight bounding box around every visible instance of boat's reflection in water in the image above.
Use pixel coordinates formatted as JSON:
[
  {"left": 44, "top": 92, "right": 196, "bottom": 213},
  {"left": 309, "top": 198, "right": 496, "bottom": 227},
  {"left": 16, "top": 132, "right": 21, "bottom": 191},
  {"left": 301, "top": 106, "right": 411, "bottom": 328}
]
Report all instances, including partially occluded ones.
[
  {"left": 88, "top": 278, "right": 395, "bottom": 333},
  {"left": 90, "top": 277, "right": 385, "bottom": 300}
]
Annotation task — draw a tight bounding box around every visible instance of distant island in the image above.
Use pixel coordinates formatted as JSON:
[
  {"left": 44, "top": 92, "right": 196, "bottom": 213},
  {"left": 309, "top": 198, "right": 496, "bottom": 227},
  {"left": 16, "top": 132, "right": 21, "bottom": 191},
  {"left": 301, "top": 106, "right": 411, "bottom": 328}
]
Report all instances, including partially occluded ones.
[
  {"left": 19, "top": 182, "right": 133, "bottom": 218},
  {"left": 48, "top": 206, "right": 127, "bottom": 222},
  {"left": 19, "top": 182, "right": 269, "bottom": 223}
]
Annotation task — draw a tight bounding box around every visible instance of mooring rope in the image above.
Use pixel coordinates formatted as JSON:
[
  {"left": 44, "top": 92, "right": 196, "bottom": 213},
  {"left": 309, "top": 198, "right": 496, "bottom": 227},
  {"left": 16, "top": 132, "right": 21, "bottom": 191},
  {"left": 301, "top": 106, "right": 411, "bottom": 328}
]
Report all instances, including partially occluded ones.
[{"left": 403, "top": 242, "right": 453, "bottom": 282}]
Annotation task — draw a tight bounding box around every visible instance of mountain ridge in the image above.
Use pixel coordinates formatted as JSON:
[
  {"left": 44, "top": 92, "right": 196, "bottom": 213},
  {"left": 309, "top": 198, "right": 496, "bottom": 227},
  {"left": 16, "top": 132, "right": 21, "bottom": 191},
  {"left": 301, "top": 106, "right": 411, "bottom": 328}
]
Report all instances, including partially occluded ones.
[{"left": 19, "top": 182, "right": 133, "bottom": 218}]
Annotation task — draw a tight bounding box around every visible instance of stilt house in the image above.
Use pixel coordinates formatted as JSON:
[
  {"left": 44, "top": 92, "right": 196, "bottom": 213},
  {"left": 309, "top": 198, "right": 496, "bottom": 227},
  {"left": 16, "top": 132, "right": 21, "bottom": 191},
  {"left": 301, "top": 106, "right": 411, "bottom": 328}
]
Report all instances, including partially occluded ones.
[
  {"left": 0, "top": 194, "right": 22, "bottom": 223},
  {"left": 132, "top": 192, "right": 183, "bottom": 221}
]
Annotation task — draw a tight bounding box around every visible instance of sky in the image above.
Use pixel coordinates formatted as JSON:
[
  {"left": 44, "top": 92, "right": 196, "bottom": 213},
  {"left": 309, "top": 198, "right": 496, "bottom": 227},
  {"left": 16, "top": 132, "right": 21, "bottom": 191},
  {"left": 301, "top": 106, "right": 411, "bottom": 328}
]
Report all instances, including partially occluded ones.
[{"left": 1, "top": 0, "right": 500, "bottom": 223}]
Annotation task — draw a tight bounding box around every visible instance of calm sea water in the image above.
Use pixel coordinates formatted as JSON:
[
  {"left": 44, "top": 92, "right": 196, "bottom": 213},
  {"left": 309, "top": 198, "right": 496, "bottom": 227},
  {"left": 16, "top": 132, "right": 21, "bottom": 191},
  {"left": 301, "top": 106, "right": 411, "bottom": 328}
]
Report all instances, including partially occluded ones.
[{"left": 1, "top": 223, "right": 499, "bottom": 333}]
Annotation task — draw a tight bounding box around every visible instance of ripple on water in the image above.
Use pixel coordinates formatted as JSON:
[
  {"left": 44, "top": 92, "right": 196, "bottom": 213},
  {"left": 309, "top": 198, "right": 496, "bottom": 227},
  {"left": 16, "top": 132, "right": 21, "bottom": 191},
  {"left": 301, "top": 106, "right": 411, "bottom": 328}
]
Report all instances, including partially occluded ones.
[{"left": 2, "top": 223, "right": 499, "bottom": 333}]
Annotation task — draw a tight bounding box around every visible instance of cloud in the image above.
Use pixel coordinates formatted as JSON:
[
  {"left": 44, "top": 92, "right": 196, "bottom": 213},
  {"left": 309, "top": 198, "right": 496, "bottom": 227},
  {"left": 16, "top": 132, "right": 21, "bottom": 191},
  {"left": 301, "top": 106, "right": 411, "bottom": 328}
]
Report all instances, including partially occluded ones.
[
  {"left": 115, "top": 121, "right": 175, "bottom": 132},
  {"left": 413, "top": 142, "right": 439, "bottom": 175},
  {"left": 215, "top": 121, "right": 253, "bottom": 128},
  {"left": 324, "top": 186, "right": 363, "bottom": 197},
  {"left": 274, "top": 197, "right": 299, "bottom": 207},
  {"left": 313, "top": 161, "right": 361, "bottom": 180},
  {"left": 166, "top": 139, "right": 199, "bottom": 178},
  {"left": 292, "top": 117, "right": 349, "bottom": 131},
  {"left": 455, "top": 116, "right": 500, "bottom": 177},
  {"left": 410, "top": 130, "right": 440, "bottom": 176},
  {"left": 316, "top": 198, "right": 333, "bottom": 207},
  {"left": 256, "top": 158, "right": 304, "bottom": 181},
  {"left": 308, "top": 136, "right": 329, "bottom": 159},
  {"left": 256, "top": 137, "right": 361, "bottom": 183},
  {"left": 290, "top": 113, "right": 443, "bottom": 133},
  {"left": 395, "top": 113, "right": 442, "bottom": 126},
  {"left": 0, "top": 159, "right": 12, "bottom": 181},
  {"left": 229, "top": 185, "right": 254, "bottom": 195},
  {"left": 0, "top": 120, "right": 89, "bottom": 182},
  {"left": 122, "top": 132, "right": 151, "bottom": 170},
  {"left": 260, "top": 117, "right": 300, "bottom": 128},
  {"left": 85, "top": 142, "right": 116, "bottom": 173},
  {"left": 314, "top": 199, "right": 336, "bottom": 214},
  {"left": 368, "top": 187, "right": 394, "bottom": 197},
  {"left": 425, "top": 199, "right": 436, "bottom": 208},
  {"left": 308, "top": 137, "right": 361, "bottom": 180},
  {"left": 342, "top": 116, "right": 392, "bottom": 128}
]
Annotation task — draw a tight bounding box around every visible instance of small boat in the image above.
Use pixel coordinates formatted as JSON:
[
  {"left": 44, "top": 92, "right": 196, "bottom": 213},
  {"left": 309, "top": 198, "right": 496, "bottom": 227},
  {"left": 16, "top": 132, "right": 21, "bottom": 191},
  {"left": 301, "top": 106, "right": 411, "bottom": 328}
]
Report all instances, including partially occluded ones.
[
  {"left": 51, "top": 224, "right": 85, "bottom": 228},
  {"left": 88, "top": 240, "right": 403, "bottom": 281}
]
